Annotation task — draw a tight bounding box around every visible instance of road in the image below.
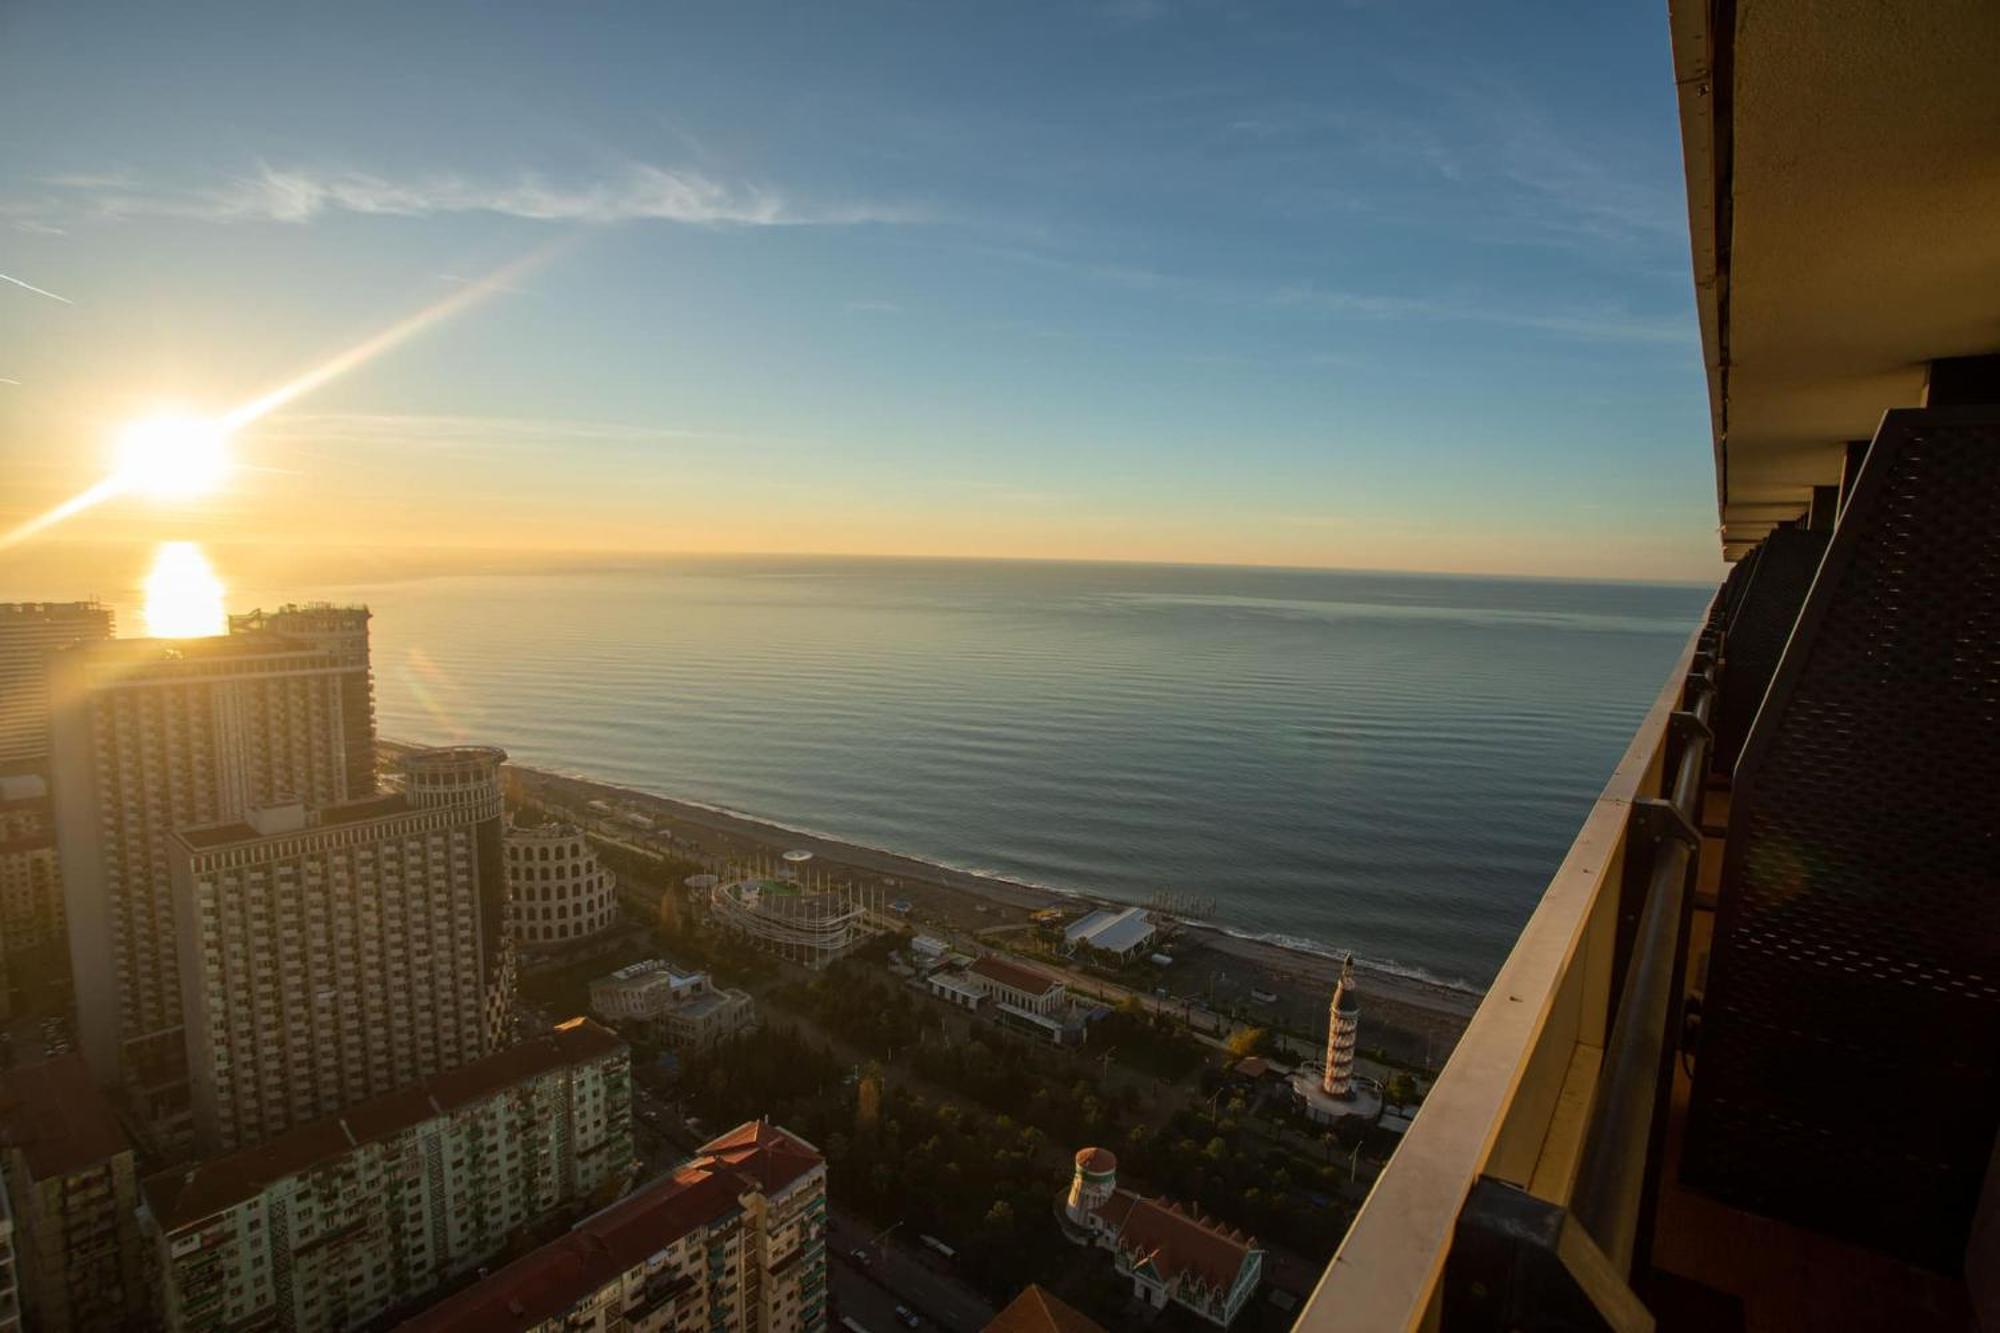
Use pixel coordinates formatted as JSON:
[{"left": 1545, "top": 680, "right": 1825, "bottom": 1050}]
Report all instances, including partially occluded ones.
[{"left": 827, "top": 1212, "right": 995, "bottom": 1333}]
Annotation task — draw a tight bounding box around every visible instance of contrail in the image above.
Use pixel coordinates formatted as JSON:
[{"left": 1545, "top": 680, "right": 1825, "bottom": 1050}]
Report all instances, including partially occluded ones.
[
  {"left": 0, "top": 271, "right": 72, "bottom": 305},
  {"left": 0, "top": 377, "right": 19, "bottom": 386}
]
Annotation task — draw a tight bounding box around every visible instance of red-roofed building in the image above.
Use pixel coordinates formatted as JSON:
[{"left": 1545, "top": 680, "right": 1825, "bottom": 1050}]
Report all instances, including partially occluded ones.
[
  {"left": 1059, "top": 1144, "right": 1263, "bottom": 1327},
  {"left": 396, "top": 1119, "right": 827, "bottom": 1333},
  {"left": 985, "top": 1284, "right": 1107, "bottom": 1333},
  {"left": 931, "top": 954, "right": 1077, "bottom": 1043},
  {"left": 146, "top": 1018, "right": 632, "bottom": 1333}
]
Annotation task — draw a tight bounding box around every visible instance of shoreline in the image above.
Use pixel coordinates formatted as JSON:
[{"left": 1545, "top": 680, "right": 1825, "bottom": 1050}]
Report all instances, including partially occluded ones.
[{"left": 387, "top": 739, "right": 1485, "bottom": 1068}]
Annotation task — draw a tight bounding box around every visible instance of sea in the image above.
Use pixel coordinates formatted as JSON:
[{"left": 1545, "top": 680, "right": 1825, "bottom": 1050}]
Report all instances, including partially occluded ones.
[{"left": 298, "top": 557, "right": 1706, "bottom": 990}]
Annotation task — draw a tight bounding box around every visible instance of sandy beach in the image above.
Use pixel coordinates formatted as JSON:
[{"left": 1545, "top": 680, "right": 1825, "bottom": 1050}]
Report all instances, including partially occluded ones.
[{"left": 389, "top": 740, "right": 1484, "bottom": 1069}]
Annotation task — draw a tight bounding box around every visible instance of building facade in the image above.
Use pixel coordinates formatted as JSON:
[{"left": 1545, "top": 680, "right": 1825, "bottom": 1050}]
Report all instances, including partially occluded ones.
[
  {"left": 399, "top": 1120, "right": 827, "bottom": 1333},
  {"left": 589, "top": 961, "right": 756, "bottom": 1051},
  {"left": 0, "top": 1057, "right": 150, "bottom": 1331},
  {"left": 147, "top": 1018, "right": 632, "bottom": 1333},
  {"left": 46, "top": 623, "right": 376, "bottom": 1122},
  {"left": 0, "top": 774, "right": 65, "bottom": 1021},
  {"left": 506, "top": 821, "right": 618, "bottom": 951},
  {"left": 0, "top": 1172, "right": 19, "bottom": 1333},
  {"left": 0, "top": 602, "right": 113, "bottom": 766},
  {"left": 171, "top": 746, "right": 513, "bottom": 1152},
  {"left": 225, "top": 605, "right": 376, "bottom": 800},
  {"left": 1059, "top": 1147, "right": 1262, "bottom": 1327},
  {"left": 926, "top": 954, "right": 1077, "bottom": 1042}
]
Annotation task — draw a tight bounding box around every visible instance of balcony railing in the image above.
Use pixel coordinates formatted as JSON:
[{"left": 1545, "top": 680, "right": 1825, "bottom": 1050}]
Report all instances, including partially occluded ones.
[{"left": 1295, "top": 603, "right": 1718, "bottom": 1331}]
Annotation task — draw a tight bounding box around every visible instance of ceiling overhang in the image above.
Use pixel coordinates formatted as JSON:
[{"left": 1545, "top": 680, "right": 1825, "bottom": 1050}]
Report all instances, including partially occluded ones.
[{"left": 1669, "top": 0, "right": 2000, "bottom": 559}]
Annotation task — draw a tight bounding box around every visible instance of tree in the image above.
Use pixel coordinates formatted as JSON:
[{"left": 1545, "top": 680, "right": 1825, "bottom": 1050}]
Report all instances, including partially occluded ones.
[
  {"left": 857, "top": 1068, "right": 883, "bottom": 1135},
  {"left": 1225, "top": 1026, "right": 1268, "bottom": 1059},
  {"left": 1385, "top": 1071, "right": 1421, "bottom": 1107}
]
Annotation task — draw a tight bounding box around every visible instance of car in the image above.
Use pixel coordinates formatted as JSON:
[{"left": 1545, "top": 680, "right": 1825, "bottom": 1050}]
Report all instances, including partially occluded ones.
[
  {"left": 848, "top": 1247, "right": 870, "bottom": 1265},
  {"left": 894, "top": 1307, "right": 920, "bottom": 1328}
]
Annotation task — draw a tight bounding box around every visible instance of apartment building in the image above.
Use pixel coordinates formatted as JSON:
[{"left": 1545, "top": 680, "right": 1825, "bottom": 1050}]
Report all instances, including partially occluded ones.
[
  {"left": 170, "top": 745, "right": 514, "bottom": 1151},
  {"left": 399, "top": 1120, "right": 828, "bottom": 1333},
  {"left": 0, "top": 602, "right": 113, "bottom": 766},
  {"left": 0, "top": 1057, "right": 150, "bottom": 1331},
  {"left": 146, "top": 1018, "right": 632, "bottom": 1333},
  {"left": 46, "top": 622, "right": 376, "bottom": 1121}
]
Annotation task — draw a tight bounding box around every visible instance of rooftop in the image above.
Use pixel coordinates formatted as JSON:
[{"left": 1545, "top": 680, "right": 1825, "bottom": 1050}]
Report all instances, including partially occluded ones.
[
  {"left": 397, "top": 1121, "right": 823, "bottom": 1332},
  {"left": 175, "top": 790, "right": 417, "bottom": 851},
  {"left": 986, "top": 1285, "right": 1109, "bottom": 1333},
  {"left": 1108, "top": 1190, "right": 1258, "bottom": 1294},
  {"left": 146, "top": 1018, "right": 625, "bottom": 1232},
  {"left": 1065, "top": 906, "right": 1155, "bottom": 954},
  {"left": 969, "top": 954, "right": 1063, "bottom": 998},
  {"left": 0, "top": 1054, "right": 132, "bottom": 1181}
]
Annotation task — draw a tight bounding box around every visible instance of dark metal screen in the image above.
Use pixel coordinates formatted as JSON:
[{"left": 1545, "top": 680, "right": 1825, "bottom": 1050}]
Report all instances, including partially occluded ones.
[
  {"left": 1683, "top": 408, "right": 2000, "bottom": 1273},
  {"left": 1713, "top": 526, "right": 1828, "bottom": 772}
]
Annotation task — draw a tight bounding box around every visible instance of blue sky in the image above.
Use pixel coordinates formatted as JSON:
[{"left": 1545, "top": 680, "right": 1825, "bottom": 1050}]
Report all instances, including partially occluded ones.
[{"left": 0, "top": 0, "right": 1722, "bottom": 582}]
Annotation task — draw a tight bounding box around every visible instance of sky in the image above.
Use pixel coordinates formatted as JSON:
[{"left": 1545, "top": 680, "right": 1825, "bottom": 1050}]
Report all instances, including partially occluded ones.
[{"left": 0, "top": 0, "right": 1724, "bottom": 591}]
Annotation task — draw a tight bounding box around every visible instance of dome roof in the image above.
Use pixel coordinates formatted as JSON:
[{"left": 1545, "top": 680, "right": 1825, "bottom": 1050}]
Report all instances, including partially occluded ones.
[{"left": 1075, "top": 1146, "right": 1117, "bottom": 1174}]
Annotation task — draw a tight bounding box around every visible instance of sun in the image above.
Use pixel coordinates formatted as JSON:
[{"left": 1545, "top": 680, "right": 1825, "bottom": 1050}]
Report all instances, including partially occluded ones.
[
  {"left": 143, "top": 542, "right": 227, "bottom": 638},
  {"left": 113, "top": 415, "right": 231, "bottom": 500}
]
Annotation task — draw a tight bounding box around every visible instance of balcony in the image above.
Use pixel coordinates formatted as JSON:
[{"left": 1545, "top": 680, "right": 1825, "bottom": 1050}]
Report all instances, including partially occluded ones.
[{"left": 1285, "top": 4, "right": 2000, "bottom": 1328}]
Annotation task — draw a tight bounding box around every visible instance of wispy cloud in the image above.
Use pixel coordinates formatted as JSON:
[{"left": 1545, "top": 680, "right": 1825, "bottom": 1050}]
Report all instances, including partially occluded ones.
[
  {"left": 0, "top": 270, "right": 72, "bottom": 304},
  {"left": 30, "top": 162, "right": 923, "bottom": 229},
  {"left": 974, "top": 243, "right": 1691, "bottom": 346},
  {"left": 1269, "top": 282, "right": 1691, "bottom": 344}
]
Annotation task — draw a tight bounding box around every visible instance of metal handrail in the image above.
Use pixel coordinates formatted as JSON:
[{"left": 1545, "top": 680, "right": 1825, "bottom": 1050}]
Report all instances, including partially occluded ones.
[{"left": 1570, "top": 637, "right": 1717, "bottom": 1275}]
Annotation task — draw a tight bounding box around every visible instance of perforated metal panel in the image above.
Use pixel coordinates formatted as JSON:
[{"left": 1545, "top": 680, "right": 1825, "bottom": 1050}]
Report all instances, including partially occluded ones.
[
  {"left": 1713, "top": 527, "right": 1829, "bottom": 772},
  {"left": 1683, "top": 408, "right": 2000, "bottom": 1273}
]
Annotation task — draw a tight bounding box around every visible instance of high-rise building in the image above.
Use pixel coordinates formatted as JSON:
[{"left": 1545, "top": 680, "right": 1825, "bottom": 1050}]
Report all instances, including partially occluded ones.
[
  {"left": 227, "top": 605, "right": 376, "bottom": 798},
  {"left": 0, "top": 603, "right": 113, "bottom": 766},
  {"left": 0, "top": 1056, "right": 151, "bottom": 1331},
  {"left": 0, "top": 771, "right": 70, "bottom": 1020},
  {"left": 170, "top": 745, "right": 514, "bottom": 1151},
  {"left": 146, "top": 1018, "right": 632, "bottom": 1333},
  {"left": 45, "top": 618, "right": 376, "bottom": 1126},
  {"left": 505, "top": 820, "right": 619, "bottom": 952},
  {"left": 399, "top": 1121, "right": 829, "bottom": 1333}
]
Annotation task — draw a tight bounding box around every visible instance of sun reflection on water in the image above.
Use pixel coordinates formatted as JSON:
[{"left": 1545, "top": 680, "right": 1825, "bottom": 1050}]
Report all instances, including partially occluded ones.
[{"left": 143, "top": 543, "right": 227, "bottom": 638}]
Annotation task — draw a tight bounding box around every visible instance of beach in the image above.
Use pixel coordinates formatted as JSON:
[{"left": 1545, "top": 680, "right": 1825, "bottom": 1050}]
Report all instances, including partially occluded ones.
[{"left": 392, "top": 740, "right": 1485, "bottom": 1070}]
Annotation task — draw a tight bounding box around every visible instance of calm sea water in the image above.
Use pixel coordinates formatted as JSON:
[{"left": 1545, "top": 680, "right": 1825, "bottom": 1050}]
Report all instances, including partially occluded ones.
[{"left": 303, "top": 557, "right": 1705, "bottom": 988}]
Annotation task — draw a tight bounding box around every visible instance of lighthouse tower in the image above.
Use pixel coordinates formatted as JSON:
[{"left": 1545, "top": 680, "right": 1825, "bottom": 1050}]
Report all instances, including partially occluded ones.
[{"left": 1322, "top": 954, "right": 1359, "bottom": 1099}]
